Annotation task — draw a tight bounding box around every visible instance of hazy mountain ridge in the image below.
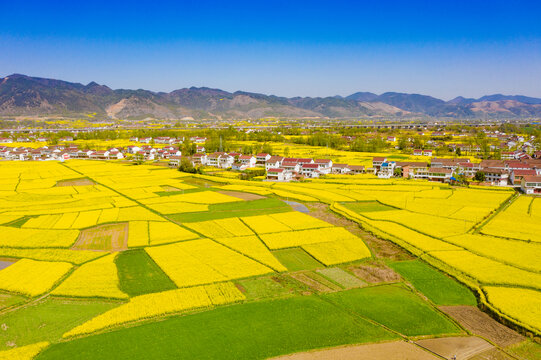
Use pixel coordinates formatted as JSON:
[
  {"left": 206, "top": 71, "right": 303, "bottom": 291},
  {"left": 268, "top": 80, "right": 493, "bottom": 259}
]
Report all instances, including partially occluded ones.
[{"left": 1, "top": 74, "right": 540, "bottom": 119}]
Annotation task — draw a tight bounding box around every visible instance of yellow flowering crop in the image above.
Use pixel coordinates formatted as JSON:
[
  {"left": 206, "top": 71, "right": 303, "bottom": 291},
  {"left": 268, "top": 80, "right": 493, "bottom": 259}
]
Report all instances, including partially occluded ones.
[
  {"left": 213, "top": 218, "right": 254, "bottom": 236},
  {"left": 0, "top": 248, "right": 103, "bottom": 265},
  {"left": 269, "top": 212, "right": 333, "bottom": 230},
  {"left": 146, "top": 239, "right": 272, "bottom": 287},
  {"left": 216, "top": 235, "right": 286, "bottom": 272},
  {"left": 128, "top": 221, "right": 149, "bottom": 247},
  {"left": 484, "top": 286, "right": 541, "bottom": 333},
  {"left": 426, "top": 250, "right": 541, "bottom": 290},
  {"left": 70, "top": 210, "right": 102, "bottom": 229},
  {"left": 259, "top": 227, "right": 360, "bottom": 249},
  {"left": 117, "top": 206, "right": 165, "bottom": 222},
  {"left": 64, "top": 282, "right": 244, "bottom": 338},
  {"left": 0, "top": 341, "right": 49, "bottom": 360},
  {"left": 240, "top": 215, "right": 291, "bottom": 234},
  {"left": 52, "top": 212, "right": 79, "bottom": 229},
  {"left": 52, "top": 254, "right": 128, "bottom": 299},
  {"left": 0, "top": 259, "right": 72, "bottom": 296},
  {"left": 148, "top": 221, "right": 199, "bottom": 245},
  {"left": 0, "top": 227, "right": 79, "bottom": 248},
  {"left": 145, "top": 202, "right": 208, "bottom": 215},
  {"left": 302, "top": 238, "right": 371, "bottom": 265},
  {"left": 97, "top": 207, "right": 120, "bottom": 224}
]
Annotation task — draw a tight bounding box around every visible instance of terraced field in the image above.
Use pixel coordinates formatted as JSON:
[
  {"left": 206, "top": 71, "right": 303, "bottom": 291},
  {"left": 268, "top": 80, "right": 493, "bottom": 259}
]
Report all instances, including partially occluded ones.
[{"left": 0, "top": 160, "right": 539, "bottom": 359}]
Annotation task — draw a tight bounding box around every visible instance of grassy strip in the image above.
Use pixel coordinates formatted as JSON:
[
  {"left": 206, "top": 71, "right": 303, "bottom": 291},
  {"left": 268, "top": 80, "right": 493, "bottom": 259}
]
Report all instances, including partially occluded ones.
[{"left": 388, "top": 260, "right": 477, "bottom": 306}]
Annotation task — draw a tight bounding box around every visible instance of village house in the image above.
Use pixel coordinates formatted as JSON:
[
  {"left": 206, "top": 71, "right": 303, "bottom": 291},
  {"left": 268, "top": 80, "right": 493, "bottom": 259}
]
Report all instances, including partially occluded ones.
[
  {"left": 348, "top": 165, "right": 365, "bottom": 175},
  {"left": 218, "top": 153, "right": 235, "bottom": 168},
  {"left": 196, "top": 145, "right": 205, "bottom": 153},
  {"left": 192, "top": 153, "right": 208, "bottom": 166},
  {"left": 331, "top": 163, "right": 351, "bottom": 174},
  {"left": 510, "top": 169, "right": 537, "bottom": 185},
  {"left": 266, "top": 168, "right": 292, "bottom": 181},
  {"left": 427, "top": 167, "right": 453, "bottom": 182},
  {"left": 377, "top": 161, "right": 396, "bottom": 179},
  {"left": 300, "top": 163, "right": 320, "bottom": 178},
  {"left": 372, "top": 157, "right": 386, "bottom": 171},
  {"left": 521, "top": 175, "right": 541, "bottom": 194},
  {"left": 256, "top": 153, "right": 271, "bottom": 166},
  {"left": 413, "top": 149, "right": 423, "bottom": 156},
  {"left": 314, "top": 159, "right": 333, "bottom": 174},
  {"left": 238, "top": 155, "right": 256, "bottom": 168},
  {"left": 484, "top": 169, "right": 509, "bottom": 186},
  {"left": 265, "top": 156, "right": 284, "bottom": 170}
]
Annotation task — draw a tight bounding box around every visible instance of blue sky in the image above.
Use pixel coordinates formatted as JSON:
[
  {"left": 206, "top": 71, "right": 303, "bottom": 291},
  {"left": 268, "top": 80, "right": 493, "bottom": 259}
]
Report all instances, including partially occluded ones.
[{"left": 2, "top": 0, "right": 541, "bottom": 99}]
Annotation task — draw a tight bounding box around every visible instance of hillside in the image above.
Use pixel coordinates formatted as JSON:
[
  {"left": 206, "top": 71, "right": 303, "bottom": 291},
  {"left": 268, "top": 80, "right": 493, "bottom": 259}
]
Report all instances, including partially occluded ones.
[{"left": 1, "top": 74, "right": 540, "bottom": 119}]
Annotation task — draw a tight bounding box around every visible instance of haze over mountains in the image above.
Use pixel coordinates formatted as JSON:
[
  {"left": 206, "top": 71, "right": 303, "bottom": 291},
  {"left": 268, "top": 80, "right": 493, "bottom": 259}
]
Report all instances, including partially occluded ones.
[{"left": 1, "top": 74, "right": 541, "bottom": 120}]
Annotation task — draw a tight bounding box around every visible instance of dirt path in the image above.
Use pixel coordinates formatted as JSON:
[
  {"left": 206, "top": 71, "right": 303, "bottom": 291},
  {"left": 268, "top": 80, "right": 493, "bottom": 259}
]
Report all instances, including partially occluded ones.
[
  {"left": 439, "top": 306, "right": 524, "bottom": 347},
  {"left": 268, "top": 341, "right": 440, "bottom": 360},
  {"left": 348, "top": 262, "right": 401, "bottom": 284},
  {"left": 416, "top": 336, "right": 493, "bottom": 360},
  {"left": 289, "top": 273, "right": 333, "bottom": 293},
  {"left": 56, "top": 178, "right": 95, "bottom": 187},
  {"left": 216, "top": 190, "right": 264, "bottom": 201}
]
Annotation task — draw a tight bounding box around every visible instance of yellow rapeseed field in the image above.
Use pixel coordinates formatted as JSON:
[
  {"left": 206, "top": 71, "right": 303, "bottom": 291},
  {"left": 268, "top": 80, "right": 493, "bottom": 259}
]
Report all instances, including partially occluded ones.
[
  {"left": 52, "top": 254, "right": 128, "bottom": 299},
  {"left": 216, "top": 235, "right": 287, "bottom": 272},
  {"left": 146, "top": 239, "right": 272, "bottom": 287},
  {"left": 259, "top": 227, "right": 359, "bottom": 249},
  {"left": 240, "top": 214, "right": 291, "bottom": 234},
  {"left": 0, "top": 227, "right": 79, "bottom": 248},
  {"left": 0, "top": 341, "right": 50, "bottom": 360},
  {"left": 484, "top": 286, "right": 541, "bottom": 333},
  {"left": 148, "top": 221, "right": 199, "bottom": 245},
  {"left": 0, "top": 259, "right": 72, "bottom": 296},
  {"left": 64, "top": 282, "right": 244, "bottom": 338},
  {"left": 127, "top": 221, "right": 149, "bottom": 247},
  {"left": 302, "top": 238, "right": 371, "bottom": 265}
]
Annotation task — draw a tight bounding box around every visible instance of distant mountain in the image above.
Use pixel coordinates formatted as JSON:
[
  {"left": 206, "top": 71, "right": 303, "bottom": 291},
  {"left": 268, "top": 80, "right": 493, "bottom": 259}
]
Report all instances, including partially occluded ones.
[
  {"left": 345, "top": 92, "right": 379, "bottom": 102},
  {"left": 477, "top": 94, "right": 541, "bottom": 105},
  {"left": 1, "top": 74, "right": 540, "bottom": 119}
]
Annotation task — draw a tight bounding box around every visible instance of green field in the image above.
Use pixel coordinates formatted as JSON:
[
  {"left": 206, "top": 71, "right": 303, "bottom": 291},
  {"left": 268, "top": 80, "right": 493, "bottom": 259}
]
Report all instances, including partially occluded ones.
[
  {"left": 324, "top": 284, "right": 461, "bottom": 336},
  {"left": 316, "top": 267, "right": 366, "bottom": 289},
  {"left": 169, "top": 198, "right": 291, "bottom": 222},
  {"left": 37, "top": 295, "right": 396, "bottom": 360},
  {"left": 115, "top": 250, "right": 177, "bottom": 297},
  {"left": 235, "top": 276, "right": 297, "bottom": 300},
  {"left": 0, "top": 298, "right": 118, "bottom": 350},
  {"left": 0, "top": 293, "right": 26, "bottom": 310},
  {"left": 272, "top": 248, "right": 324, "bottom": 271},
  {"left": 388, "top": 260, "right": 477, "bottom": 306}
]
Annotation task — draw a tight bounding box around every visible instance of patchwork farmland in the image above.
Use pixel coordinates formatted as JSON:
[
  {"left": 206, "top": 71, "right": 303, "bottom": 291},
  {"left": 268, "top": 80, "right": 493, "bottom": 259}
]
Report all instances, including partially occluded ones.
[{"left": 0, "top": 160, "right": 539, "bottom": 359}]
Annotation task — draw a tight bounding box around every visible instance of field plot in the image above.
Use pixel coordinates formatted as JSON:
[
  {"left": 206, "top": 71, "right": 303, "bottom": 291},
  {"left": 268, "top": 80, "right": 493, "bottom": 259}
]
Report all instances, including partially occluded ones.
[
  {"left": 115, "top": 249, "right": 177, "bottom": 297},
  {"left": 72, "top": 223, "right": 128, "bottom": 251},
  {"left": 324, "top": 285, "right": 461, "bottom": 336},
  {"left": 40, "top": 295, "right": 395, "bottom": 360},
  {"left": 0, "top": 298, "right": 117, "bottom": 351},
  {"left": 389, "top": 260, "right": 477, "bottom": 306},
  {"left": 0, "top": 259, "right": 72, "bottom": 296},
  {"left": 146, "top": 239, "right": 273, "bottom": 287},
  {"left": 64, "top": 282, "right": 245, "bottom": 338},
  {"left": 272, "top": 248, "right": 324, "bottom": 271},
  {"left": 51, "top": 254, "right": 127, "bottom": 299},
  {"left": 484, "top": 287, "right": 541, "bottom": 333}
]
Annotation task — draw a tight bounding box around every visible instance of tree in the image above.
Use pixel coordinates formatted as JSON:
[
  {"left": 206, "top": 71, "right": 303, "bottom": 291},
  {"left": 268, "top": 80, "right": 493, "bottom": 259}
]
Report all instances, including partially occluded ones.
[
  {"left": 133, "top": 153, "right": 145, "bottom": 165},
  {"left": 284, "top": 147, "right": 290, "bottom": 157},
  {"left": 178, "top": 158, "right": 201, "bottom": 174},
  {"left": 474, "top": 171, "right": 486, "bottom": 182},
  {"left": 456, "top": 147, "right": 461, "bottom": 157}
]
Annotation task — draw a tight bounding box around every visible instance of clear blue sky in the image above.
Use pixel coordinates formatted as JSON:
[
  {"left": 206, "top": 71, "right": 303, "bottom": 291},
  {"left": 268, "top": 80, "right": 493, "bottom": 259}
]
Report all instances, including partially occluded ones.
[{"left": 2, "top": 0, "right": 541, "bottom": 99}]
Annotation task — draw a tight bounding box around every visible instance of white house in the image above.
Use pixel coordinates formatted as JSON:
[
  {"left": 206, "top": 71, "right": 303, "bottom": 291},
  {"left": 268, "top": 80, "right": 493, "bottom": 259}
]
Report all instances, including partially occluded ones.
[
  {"left": 267, "top": 168, "right": 291, "bottom": 181},
  {"left": 238, "top": 155, "right": 256, "bottom": 168},
  {"left": 521, "top": 175, "right": 541, "bottom": 194},
  {"left": 256, "top": 153, "right": 271, "bottom": 166},
  {"left": 301, "top": 163, "right": 320, "bottom": 178}
]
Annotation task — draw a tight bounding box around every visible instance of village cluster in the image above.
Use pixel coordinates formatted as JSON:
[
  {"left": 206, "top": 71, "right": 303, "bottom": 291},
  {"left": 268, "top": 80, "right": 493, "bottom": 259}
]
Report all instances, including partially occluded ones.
[{"left": 1, "top": 133, "right": 541, "bottom": 194}]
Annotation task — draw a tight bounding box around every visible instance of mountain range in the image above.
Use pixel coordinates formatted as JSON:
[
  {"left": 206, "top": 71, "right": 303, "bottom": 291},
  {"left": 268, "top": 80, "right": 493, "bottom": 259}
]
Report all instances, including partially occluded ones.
[{"left": 1, "top": 74, "right": 541, "bottom": 120}]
